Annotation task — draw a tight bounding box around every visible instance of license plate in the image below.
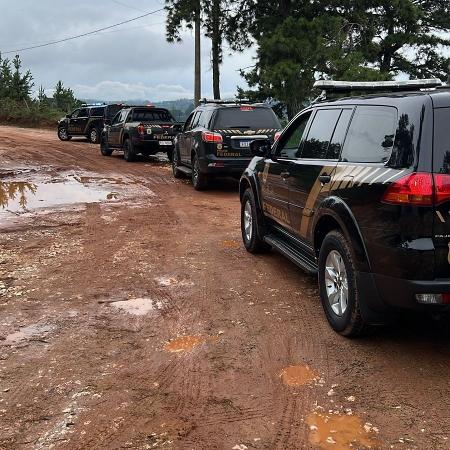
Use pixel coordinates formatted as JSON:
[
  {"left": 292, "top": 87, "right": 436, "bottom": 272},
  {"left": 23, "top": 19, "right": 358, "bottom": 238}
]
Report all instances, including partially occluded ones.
[
  {"left": 159, "top": 141, "right": 172, "bottom": 146},
  {"left": 240, "top": 141, "right": 251, "bottom": 148}
]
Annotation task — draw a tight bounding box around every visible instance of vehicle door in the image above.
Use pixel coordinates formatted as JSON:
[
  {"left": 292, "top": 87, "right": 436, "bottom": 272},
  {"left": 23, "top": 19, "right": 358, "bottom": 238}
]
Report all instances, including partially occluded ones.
[
  {"left": 76, "top": 108, "right": 89, "bottom": 134},
  {"left": 288, "top": 108, "right": 353, "bottom": 240},
  {"left": 108, "top": 110, "right": 128, "bottom": 147},
  {"left": 260, "top": 110, "right": 313, "bottom": 232},
  {"left": 67, "top": 109, "right": 81, "bottom": 135},
  {"left": 178, "top": 111, "right": 194, "bottom": 163},
  {"left": 181, "top": 110, "right": 201, "bottom": 164}
]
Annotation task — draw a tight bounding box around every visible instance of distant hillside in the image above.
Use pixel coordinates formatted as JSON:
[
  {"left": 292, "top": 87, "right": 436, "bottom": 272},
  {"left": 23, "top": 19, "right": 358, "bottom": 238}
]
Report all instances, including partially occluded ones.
[{"left": 80, "top": 98, "right": 195, "bottom": 121}]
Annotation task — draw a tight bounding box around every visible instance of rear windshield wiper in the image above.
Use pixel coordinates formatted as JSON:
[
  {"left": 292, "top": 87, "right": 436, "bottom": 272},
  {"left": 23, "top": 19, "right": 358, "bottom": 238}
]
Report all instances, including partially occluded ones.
[{"left": 227, "top": 125, "right": 251, "bottom": 129}]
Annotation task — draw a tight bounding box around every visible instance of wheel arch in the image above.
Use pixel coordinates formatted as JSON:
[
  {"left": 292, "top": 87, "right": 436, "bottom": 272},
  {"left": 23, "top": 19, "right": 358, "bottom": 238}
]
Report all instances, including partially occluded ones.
[{"left": 313, "top": 197, "right": 371, "bottom": 272}]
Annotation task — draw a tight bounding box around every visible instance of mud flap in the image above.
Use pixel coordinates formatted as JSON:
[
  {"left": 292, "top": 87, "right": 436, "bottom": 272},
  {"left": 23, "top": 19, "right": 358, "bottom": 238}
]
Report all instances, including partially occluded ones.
[{"left": 356, "top": 271, "right": 389, "bottom": 325}]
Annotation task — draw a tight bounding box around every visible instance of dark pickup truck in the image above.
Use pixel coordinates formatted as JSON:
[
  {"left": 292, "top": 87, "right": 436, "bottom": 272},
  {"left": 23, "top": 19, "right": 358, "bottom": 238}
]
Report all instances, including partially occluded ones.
[{"left": 100, "top": 106, "right": 183, "bottom": 162}]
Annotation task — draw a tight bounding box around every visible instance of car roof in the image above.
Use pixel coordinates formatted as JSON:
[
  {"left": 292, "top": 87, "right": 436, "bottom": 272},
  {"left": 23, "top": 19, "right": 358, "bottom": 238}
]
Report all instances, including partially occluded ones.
[{"left": 313, "top": 88, "right": 450, "bottom": 108}]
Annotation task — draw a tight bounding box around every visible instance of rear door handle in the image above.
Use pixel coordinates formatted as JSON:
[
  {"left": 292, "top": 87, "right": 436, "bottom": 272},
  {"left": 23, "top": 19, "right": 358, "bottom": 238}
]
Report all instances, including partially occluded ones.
[
  {"left": 280, "top": 171, "right": 291, "bottom": 179},
  {"left": 319, "top": 174, "right": 331, "bottom": 184}
]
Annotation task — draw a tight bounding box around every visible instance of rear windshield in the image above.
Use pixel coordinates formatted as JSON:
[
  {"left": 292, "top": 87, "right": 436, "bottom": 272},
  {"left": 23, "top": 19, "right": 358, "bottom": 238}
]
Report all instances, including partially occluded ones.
[
  {"left": 214, "top": 107, "right": 280, "bottom": 129},
  {"left": 106, "top": 105, "right": 123, "bottom": 119},
  {"left": 131, "top": 109, "right": 174, "bottom": 122},
  {"left": 434, "top": 107, "right": 450, "bottom": 173}
]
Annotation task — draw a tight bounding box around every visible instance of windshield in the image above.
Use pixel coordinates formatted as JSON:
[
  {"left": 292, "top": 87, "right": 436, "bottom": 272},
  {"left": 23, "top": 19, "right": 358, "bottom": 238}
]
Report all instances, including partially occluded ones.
[
  {"left": 131, "top": 109, "right": 174, "bottom": 122},
  {"left": 214, "top": 106, "right": 280, "bottom": 129},
  {"left": 106, "top": 105, "right": 123, "bottom": 119}
]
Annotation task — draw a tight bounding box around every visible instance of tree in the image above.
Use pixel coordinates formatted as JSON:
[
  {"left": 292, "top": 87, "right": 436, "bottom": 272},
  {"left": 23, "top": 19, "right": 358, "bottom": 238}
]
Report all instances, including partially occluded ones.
[
  {"left": 53, "top": 80, "right": 80, "bottom": 112},
  {"left": 9, "top": 55, "right": 34, "bottom": 102},
  {"left": 165, "top": 0, "right": 243, "bottom": 99},
  {"left": 235, "top": 0, "right": 450, "bottom": 118}
]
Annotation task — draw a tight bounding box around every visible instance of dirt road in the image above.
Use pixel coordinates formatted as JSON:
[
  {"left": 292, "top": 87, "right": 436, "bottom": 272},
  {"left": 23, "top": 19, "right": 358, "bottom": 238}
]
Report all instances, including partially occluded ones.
[{"left": 0, "top": 126, "right": 449, "bottom": 450}]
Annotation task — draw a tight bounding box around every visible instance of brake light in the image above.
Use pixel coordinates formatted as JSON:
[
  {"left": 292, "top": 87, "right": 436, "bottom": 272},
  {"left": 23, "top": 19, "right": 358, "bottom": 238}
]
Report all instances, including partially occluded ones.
[
  {"left": 274, "top": 131, "right": 282, "bottom": 142},
  {"left": 433, "top": 174, "right": 450, "bottom": 205},
  {"left": 137, "top": 123, "right": 145, "bottom": 135},
  {"left": 202, "top": 131, "right": 223, "bottom": 143},
  {"left": 382, "top": 173, "right": 433, "bottom": 206},
  {"left": 240, "top": 106, "right": 254, "bottom": 111}
]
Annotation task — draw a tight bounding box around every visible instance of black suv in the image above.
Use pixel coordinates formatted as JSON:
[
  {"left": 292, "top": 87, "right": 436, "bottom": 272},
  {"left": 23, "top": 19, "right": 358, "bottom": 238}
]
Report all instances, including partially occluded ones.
[
  {"left": 57, "top": 104, "right": 124, "bottom": 144},
  {"left": 172, "top": 100, "right": 281, "bottom": 190},
  {"left": 240, "top": 79, "right": 450, "bottom": 336},
  {"left": 100, "top": 106, "right": 181, "bottom": 162}
]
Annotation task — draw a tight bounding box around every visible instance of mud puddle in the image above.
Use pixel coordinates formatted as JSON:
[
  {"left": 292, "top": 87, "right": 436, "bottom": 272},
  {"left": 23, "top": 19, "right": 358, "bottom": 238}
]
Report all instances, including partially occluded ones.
[
  {"left": 0, "top": 179, "right": 115, "bottom": 213},
  {"left": 165, "top": 335, "right": 218, "bottom": 353},
  {"left": 4, "top": 323, "right": 55, "bottom": 344},
  {"left": 111, "top": 297, "right": 164, "bottom": 316},
  {"left": 307, "top": 411, "right": 380, "bottom": 450},
  {"left": 280, "top": 364, "right": 318, "bottom": 387}
]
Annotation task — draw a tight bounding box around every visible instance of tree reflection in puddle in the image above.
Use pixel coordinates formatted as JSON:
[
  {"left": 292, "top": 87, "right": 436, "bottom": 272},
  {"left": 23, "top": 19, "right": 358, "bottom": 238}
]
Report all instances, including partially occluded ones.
[{"left": 0, "top": 181, "right": 37, "bottom": 210}]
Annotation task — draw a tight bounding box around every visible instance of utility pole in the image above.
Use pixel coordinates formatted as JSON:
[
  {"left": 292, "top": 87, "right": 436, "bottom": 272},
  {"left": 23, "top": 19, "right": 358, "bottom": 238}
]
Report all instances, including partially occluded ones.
[{"left": 194, "top": 1, "right": 201, "bottom": 106}]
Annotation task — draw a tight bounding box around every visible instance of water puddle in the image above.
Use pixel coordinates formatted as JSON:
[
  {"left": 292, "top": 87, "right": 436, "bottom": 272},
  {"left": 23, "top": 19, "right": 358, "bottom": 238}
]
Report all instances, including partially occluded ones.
[
  {"left": 280, "top": 364, "right": 318, "bottom": 387},
  {"left": 0, "top": 179, "right": 114, "bottom": 213},
  {"left": 5, "top": 323, "right": 55, "bottom": 344},
  {"left": 111, "top": 298, "right": 164, "bottom": 316},
  {"left": 306, "top": 412, "right": 380, "bottom": 450},
  {"left": 220, "top": 239, "right": 241, "bottom": 250},
  {"left": 165, "top": 335, "right": 218, "bottom": 353}
]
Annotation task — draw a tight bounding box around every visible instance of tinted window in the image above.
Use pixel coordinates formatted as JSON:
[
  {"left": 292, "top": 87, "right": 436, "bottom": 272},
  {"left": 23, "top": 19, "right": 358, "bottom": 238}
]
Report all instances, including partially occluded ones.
[
  {"left": 434, "top": 107, "right": 450, "bottom": 173},
  {"left": 340, "top": 106, "right": 397, "bottom": 163},
  {"left": 276, "top": 111, "right": 312, "bottom": 159},
  {"left": 301, "top": 109, "right": 342, "bottom": 159},
  {"left": 106, "top": 105, "right": 123, "bottom": 119},
  {"left": 71, "top": 109, "right": 80, "bottom": 118},
  {"left": 198, "top": 109, "right": 214, "bottom": 128},
  {"left": 214, "top": 107, "right": 280, "bottom": 129},
  {"left": 131, "top": 109, "right": 174, "bottom": 122},
  {"left": 91, "top": 107, "right": 104, "bottom": 116},
  {"left": 191, "top": 110, "right": 202, "bottom": 129},
  {"left": 184, "top": 111, "right": 196, "bottom": 131},
  {"left": 78, "top": 108, "right": 88, "bottom": 117},
  {"left": 327, "top": 109, "right": 353, "bottom": 159}
]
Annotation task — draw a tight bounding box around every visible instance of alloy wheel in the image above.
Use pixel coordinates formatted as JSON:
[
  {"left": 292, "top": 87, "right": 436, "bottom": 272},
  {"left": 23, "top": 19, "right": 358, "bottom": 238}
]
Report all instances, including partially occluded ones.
[
  {"left": 324, "top": 250, "right": 348, "bottom": 317},
  {"left": 243, "top": 200, "right": 253, "bottom": 242}
]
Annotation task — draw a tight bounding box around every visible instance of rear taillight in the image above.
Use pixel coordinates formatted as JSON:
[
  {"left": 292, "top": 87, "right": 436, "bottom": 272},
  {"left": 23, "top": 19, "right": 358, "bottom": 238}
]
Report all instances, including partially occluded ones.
[
  {"left": 433, "top": 174, "right": 450, "bottom": 204},
  {"left": 382, "top": 172, "right": 434, "bottom": 206},
  {"left": 137, "top": 123, "right": 145, "bottom": 135},
  {"left": 274, "top": 131, "right": 282, "bottom": 142},
  {"left": 382, "top": 172, "right": 450, "bottom": 206},
  {"left": 202, "top": 131, "right": 223, "bottom": 143}
]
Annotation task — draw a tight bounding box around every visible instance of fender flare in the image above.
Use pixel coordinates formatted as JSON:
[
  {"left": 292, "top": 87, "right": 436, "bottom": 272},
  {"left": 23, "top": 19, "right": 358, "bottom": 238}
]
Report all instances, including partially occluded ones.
[{"left": 312, "top": 196, "right": 371, "bottom": 272}]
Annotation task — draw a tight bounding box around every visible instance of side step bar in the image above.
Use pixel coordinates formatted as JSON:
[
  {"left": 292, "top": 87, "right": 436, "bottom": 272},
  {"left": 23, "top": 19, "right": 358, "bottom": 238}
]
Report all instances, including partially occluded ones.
[
  {"left": 177, "top": 166, "right": 192, "bottom": 176},
  {"left": 264, "top": 234, "right": 318, "bottom": 274}
]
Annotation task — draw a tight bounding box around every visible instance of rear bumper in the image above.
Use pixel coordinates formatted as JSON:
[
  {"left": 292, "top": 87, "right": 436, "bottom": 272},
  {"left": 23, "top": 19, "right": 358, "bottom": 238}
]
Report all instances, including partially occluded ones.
[
  {"left": 132, "top": 137, "right": 174, "bottom": 151},
  {"left": 199, "top": 155, "right": 252, "bottom": 176},
  {"left": 359, "top": 271, "right": 450, "bottom": 313}
]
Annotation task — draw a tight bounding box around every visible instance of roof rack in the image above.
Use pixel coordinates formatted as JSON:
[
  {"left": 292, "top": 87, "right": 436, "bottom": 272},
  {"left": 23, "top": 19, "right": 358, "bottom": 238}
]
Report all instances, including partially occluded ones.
[
  {"left": 198, "top": 98, "right": 265, "bottom": 106},
  {"left": 313, "top": 79, "right": 443, "bottom": 93}
]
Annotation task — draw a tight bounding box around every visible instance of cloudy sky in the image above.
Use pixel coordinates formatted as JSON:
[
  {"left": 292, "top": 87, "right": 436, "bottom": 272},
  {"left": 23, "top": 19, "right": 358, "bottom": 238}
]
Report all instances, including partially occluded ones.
[{"left": 0, "top": 0, "right": 256, "bottom": 101}]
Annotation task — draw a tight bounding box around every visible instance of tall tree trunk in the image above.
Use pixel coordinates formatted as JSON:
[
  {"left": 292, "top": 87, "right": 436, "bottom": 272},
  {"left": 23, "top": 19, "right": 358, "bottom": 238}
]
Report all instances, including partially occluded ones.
[
  {"left": 211, "top": 0, "right": 221, "bottom": 99},
  {"left": 194, "top": 1, "right": 201, "bottom": 106}
]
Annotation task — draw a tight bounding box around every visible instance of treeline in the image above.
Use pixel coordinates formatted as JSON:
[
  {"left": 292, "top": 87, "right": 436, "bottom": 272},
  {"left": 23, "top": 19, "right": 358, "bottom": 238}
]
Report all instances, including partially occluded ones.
[
  {"left": 0, "top": 54, "right": 81, "bottom": 126},
  {"left": 166, "top": 0, "right": 450, "bottom": 118}
]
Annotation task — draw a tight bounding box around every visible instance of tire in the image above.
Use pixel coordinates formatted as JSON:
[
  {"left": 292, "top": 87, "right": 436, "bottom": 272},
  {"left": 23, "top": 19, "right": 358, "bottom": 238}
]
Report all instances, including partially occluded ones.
[
  {"left": 88, "top": 126, "right": 101, "bottom": 144},
  {"left": 57, "top": 126, "right": 71, "bottom": 141},
  {"left": 241, "top": 189, "right": 271, "bottom": 253},
  {"left": 172, "top": 147, "right": 184, "bottom": 179},
  {"left": 318, "top": 230, "right": 370, "bottom": 337},
  {"left": 123, "top": 139, "right": 136, "bottom": 162},
  {"left": 192, "top": 153, "right": 208, "bottom": 190},
  {"left": 100, "top": 135, "right": 113, "bottom": 156}
]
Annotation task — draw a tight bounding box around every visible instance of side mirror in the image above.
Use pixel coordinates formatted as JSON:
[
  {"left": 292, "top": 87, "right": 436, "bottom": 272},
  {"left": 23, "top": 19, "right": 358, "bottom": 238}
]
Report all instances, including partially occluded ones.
[
  {"left": 104, "top": 119, "right": 111, "bottom": 126},
  {"left": 172, "top": 123, "right": 183, "bottom": 132},
  {"left": 250, "top": 138, "right": 272, "bottom": 157},
  {"left": 66, "top": 114, "right": 71, "bottom": 118}
]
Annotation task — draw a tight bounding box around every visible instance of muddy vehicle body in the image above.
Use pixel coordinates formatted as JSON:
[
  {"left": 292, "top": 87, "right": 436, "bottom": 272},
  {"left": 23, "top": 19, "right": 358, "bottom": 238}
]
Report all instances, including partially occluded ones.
[
  {"left": 172, "top": 100, "right": 281, "bottom": 190},
  {"left": 100, "top": 106, "right": 182, "bottom": 162},
  {"left": 57, "top": 104, "right": 124, "bottom": 144},
  {"left": 240, "top": 79, "right": 450, "bottom": 336}
]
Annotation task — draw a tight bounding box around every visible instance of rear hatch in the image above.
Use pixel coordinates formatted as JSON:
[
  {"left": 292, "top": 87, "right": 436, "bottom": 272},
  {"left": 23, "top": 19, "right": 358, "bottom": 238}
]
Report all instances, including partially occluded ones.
[
  {"left": 432, "top": 105, "right": 450, "bottom": 277},
  {"left": 131, "top": 108, "right": 179, "bottom": 143},
  {"left": 212, "top": 106, "right": 280, "bottom": 157}
]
